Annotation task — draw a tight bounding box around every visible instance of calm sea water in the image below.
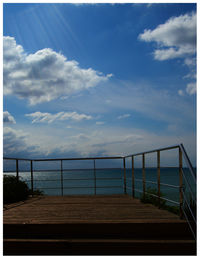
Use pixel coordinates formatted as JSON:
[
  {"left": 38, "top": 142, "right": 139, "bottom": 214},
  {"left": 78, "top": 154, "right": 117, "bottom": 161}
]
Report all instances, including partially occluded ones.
[{"left": 4, "top": 167, "right": 196, "bottom": 206}]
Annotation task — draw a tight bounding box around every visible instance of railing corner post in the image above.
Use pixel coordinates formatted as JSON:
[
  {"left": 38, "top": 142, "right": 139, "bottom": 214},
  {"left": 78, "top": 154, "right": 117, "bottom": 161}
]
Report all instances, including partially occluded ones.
[
  {"left": 142, "top": 154, "right": 146, "bottom": 199},
  {"left": 123, "top": 157, "right": 127, "bottom": 194},
  {"left": 157, "top": 151, "right": 161, "bottom": 208},
  {"left": 61, "top": 160, "right": 64, "bottom": 196},
  {"left": 31, "top": 160, "right": 34, "bottom": 196},
  {"left": 93, "top": 159, "right": 96, "bottom": 195},
  {"left": 16, "top": 159, "right": 19, "bottom": 182},
  {"left": 179, "top": 147, "right": 183, "bottom": 219},
  {"left": 132, "top": 156, "right": 135, "bottom": 198}
]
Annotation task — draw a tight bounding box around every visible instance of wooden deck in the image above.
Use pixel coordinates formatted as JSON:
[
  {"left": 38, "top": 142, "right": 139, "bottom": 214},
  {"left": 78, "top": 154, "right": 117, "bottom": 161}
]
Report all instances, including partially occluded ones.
[
  {"left": 3, "top": 195, "right": 196, "bottom": 255},
  {"left": 4, "top": 195, "right": 180, "bottom": 224}
]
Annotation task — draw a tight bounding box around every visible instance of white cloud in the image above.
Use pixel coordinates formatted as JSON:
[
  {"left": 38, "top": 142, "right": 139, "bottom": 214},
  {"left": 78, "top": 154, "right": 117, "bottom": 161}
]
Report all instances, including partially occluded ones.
[
  {"left": 186, "top": 82, "right": 196, "bottom": 95},
  {"left": 139, "top": 12, "right": 196, "bottom": 61},
  {"left": 138, "top": 12, "right": 196, "bottom": 95},
  {"left": 26, "top": 111, "right": 92, "bottom": 123},
  {"left": 117, "top": 114, "right": 131, "bottom": 119},
  {"left": 3, "top": 36, "right": 111, "bottom": 105},
  {"left": 3, "top": 111, "right": 16, "bottom": 124}
]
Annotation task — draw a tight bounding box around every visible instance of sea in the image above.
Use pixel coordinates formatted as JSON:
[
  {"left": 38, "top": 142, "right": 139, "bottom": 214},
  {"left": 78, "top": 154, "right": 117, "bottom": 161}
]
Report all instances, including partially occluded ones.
[{"left": 4, "top": 167, "right": 196, "bottom": 206}]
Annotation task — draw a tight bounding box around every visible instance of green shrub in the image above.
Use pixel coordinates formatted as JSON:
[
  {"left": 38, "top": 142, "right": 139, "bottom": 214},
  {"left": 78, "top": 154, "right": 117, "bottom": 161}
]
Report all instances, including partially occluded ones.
[
  {"left": 140, "top": 187, "right": 166, "bottom": 208},
  {"left": 4, "top": 175, "right": 30, "bottom": 204},
  {"left": 140, "top": 187, "right": 180, "bottom": 215}
]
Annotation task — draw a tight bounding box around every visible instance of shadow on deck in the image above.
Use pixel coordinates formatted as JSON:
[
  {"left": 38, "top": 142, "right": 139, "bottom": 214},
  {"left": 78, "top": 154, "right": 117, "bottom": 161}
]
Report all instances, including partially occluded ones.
[{"left": 3, "top": 195, "right": 196, "bottom": 255}]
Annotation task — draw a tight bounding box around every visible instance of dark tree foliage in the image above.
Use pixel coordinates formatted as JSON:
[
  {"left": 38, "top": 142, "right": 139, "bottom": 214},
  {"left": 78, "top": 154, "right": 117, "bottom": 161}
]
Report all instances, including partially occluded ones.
[{"left": 3, "top": 175, "right": 29, "bottom": 204}]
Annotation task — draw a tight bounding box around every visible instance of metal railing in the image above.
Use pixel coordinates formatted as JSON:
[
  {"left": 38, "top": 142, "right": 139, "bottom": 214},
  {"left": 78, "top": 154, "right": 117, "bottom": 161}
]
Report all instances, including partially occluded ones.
[
  {"left": 124, "top": 143, "right": 196, "bottom": 239},
  {"left": 3, "top": 156, "right": 125, "bottom": 196},
  {"left": 3, "top": 143, "right": 196, "bottom": 238}
]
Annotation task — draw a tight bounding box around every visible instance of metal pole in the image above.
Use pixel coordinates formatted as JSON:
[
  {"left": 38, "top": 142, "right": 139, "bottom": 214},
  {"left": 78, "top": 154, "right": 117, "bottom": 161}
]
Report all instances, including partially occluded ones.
[
  {"left": 123, "top": 157, "right": 126, "bottom": 194},
  {"left": 94, "top": 160, "right": 96, "bottom": 195},
  {"left": 61, "top": 160, "right": 63, "bottom": 196},
  {"left": 16, "top": 159, "right": 19, "bottom": 182},
  {"left": 31, "top": 160, "right": 33, "bottom": 196},
  {"left": 142, "top": 154, "right": 145, "bottom": 199},
  {"left": 132, "top": 156, "right": 135, "bottom": 198},
  {"left": 157, "top": 151, "right": 161, "bottom": 208},
  {"left": 179, "top": 148, "right": 183, "bottom": 219}
]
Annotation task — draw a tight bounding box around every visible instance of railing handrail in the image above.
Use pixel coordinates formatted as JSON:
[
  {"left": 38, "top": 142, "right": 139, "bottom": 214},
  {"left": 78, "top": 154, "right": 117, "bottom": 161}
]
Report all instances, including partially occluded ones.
[
  {"left": 179, "top": 143, "right": 196, "bottom": 180},
  {"left": 124, "top": 144, "right": 180, "bottom": 158},
  {"left": 3, "top": 156, "right": 124, "bottom": 161}
]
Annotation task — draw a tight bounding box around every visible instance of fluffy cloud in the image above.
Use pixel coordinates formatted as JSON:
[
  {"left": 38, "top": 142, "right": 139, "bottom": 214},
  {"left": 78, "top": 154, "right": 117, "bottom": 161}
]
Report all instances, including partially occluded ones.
[
  {"left": 117, "top": 114, "right": 131, "bottom": 119},
  {"left": 139, "top": 12, "right": 196, "bottom": 60},
  {"left": 26, "top": 111, "right": 92, "bottom": 123},
  {"left": 3, "top": 111, "right": 16, "bottom": 124},
  {"left": 3, "top": 36, "right": 112, "bottom": 105},
  {"left": 186, "top": 82, "right": 196, "bottom": 95},
  {"left": 139, "top": 12, "right": 196, "bottom": 95}
]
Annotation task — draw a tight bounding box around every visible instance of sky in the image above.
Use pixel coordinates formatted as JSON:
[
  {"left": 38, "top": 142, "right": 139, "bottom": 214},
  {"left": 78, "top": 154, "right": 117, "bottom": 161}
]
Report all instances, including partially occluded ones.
[{"left": 3, "top": 2, "right": 197, "bottom": 166}]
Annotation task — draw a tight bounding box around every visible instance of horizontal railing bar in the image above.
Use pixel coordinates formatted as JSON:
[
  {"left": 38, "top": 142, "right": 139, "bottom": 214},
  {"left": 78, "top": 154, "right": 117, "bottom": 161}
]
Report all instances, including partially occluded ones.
[
  {"left": 36, "top": 186, "right": 122, "bottom": 190},
  {"left": 160, "top": 182, "right": 179, "bottom": 189},
  {"left": 134, "top": 188, "right": 143, "bottom": 193},
  {"left": 3, "top": 157, "right": 31, "bottom": 161},
  {"left": 143, "top": 191, "right": 179, "bottom": 205},
  {"left": 96, "top": 177, "right": 122, "bottom": 180},
  {"left": 160, "top": 166, "right": 179, "bottom": 169},
  {"left": 133, "top": 188, "right": 179, "bottom": 205},
  {"left": 32, "top": 156, "right": 123, "bottom": 162},
  {"left": 33, "top": 169, "right": 64, "bottom": 172},
  {"left": 33, "top": 168, "right": 122, "bottom": 172},
  {"left": 124, "top": 144, "right": 180, "bottom": 158},
  {"left": 36, "top": 187, "right": 95, "bottom": 190},
  {"left": 145, "top": 180, "right": 157, "bottom": 185},
  {"left": 63, "top": 178, "right": 96, "bottom": 181},
  {"left": 30, "top": 177, "right": 122, "bottom": 182},
  {"left": 132, "top": 178, "right": 180, "bottom": 189},
  {"left": 96, "top": 186, "right": 122, "bottom": 189},
  {"left": 30, "top": 179, "right": 60, "bottom": 182},
  {"left": 158, "top": 196, "right": 179, "bottom": 205},
  {"left": 3, "top": 171, "right": 17, "bottom": 173},
  {"left": 3, "top": 170, "right": 31, "bottom": 173}
]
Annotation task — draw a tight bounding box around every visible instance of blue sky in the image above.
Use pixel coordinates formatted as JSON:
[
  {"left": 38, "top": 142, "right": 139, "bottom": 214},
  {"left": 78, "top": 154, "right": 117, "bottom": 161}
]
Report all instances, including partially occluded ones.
[{"left": 3, "top": 3, "right": 196, "bottom": 165}]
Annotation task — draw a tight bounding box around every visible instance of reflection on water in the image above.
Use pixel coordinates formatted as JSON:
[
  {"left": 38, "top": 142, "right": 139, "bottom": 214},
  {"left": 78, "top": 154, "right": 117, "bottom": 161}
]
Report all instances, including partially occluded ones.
[{"left": 4, "top": 168, "right": 196, "bottom": 205}]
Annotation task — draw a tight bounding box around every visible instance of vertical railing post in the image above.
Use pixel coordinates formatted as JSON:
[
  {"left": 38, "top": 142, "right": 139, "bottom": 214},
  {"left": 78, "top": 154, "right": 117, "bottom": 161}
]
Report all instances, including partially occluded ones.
[
  {"left": 157, "top": 151, "right": 161, "bottom": 208},
  {"left": 123, "top": 157, "right": 126, "bottom": 194},
  {"left": 132, "top": 156, "right": 135, "bottom": 198},
  {"left": 142, "top": 154, "right": 146, "bottom": 199},
  {"left": 61, "top": 160, "right": 63, "bottom": 196},
  {"left": 31, "top": 160, "right": 34, "bottom": 196},
  {"left": 94, "top": 160, "right": 96, "bottom": 195},
  {"left": 179, "top": 147, "right": 183, "bottom": 219},
  {"left": 16, "top": 159, "right": 19, "bottom": 182}
]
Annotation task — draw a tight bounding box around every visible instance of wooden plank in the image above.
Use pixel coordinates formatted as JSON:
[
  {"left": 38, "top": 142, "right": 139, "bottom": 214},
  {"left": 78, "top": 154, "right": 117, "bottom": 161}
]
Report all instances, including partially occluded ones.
[{"left": 4, "top": 196, "right": 180, "bottom": 225}]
